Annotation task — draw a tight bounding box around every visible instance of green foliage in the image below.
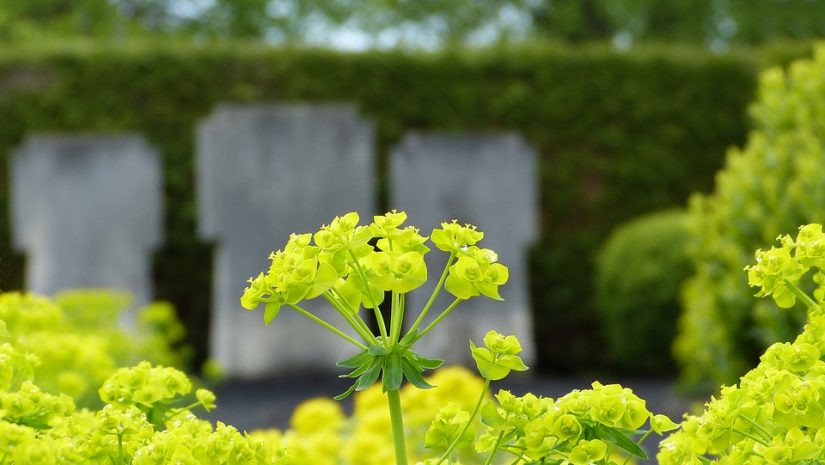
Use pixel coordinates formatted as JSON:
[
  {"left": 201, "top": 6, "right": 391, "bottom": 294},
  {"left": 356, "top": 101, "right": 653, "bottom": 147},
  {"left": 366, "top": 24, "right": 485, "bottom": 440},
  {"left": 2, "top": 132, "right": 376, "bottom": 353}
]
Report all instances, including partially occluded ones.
[
  {"left": 659, "top": 225, "right": 825, "bottom": 465},
  {"left": 0, "top": 290, "right": 187, "bottom": 407},
  {"left": 531, "top": 0, "right": 825, "bottom": 46},
  {"left": 677, "top": 45, "right": 825, "bottom": 386},
  {"left": 3, "top": 0, "right": 824, "bottom": 48},
  {"left": 594, "top": 209, "right": 691, "bottom": 374},
  {"left": 0, "top": 42, "right": 775, "bottom": 371}
]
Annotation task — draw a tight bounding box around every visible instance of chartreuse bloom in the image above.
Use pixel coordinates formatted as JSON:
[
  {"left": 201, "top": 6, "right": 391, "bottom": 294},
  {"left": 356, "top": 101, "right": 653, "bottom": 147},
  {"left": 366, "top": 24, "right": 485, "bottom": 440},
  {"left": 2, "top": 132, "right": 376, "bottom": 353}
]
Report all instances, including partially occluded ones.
[
  {"left": 469, "top": 330, "right": 528, "bottom": 381},
  {"left": 660, "top": 224, "right": 825, "bottom": 465}
]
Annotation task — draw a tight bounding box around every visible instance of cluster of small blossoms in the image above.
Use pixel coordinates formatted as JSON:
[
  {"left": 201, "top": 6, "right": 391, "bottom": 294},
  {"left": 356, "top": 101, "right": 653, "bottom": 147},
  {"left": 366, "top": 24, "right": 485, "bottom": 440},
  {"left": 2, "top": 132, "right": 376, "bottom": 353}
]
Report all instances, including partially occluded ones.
[
  {"left": 0, "top": 291, "right": 187, "bottom": 407},
  {"left": 745, "top": 224, "right": 825, "bottom": 308},
  {"left": 0, "top": 329, "right": 290, "bottom": 465},
  {"left": 660, "top": 224, "right": 825, "bottom": 465},
  {"left": 241, "top": 211, "right": 508, "bottom": 322},
  {"left": 422, "top": 331, "right": 677, "bottom": 465}
]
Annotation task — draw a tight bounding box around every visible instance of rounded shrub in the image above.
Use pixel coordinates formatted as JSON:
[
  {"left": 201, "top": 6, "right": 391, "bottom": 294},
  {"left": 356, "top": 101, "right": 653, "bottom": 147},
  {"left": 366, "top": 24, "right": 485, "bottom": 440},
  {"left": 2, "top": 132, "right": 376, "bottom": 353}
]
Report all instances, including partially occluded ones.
[
  {"left": 595, "top": 209, "right": 691, "bottom": 374},
  {"left": 676, "top": 45, "right": 825, "bottom": 386}
]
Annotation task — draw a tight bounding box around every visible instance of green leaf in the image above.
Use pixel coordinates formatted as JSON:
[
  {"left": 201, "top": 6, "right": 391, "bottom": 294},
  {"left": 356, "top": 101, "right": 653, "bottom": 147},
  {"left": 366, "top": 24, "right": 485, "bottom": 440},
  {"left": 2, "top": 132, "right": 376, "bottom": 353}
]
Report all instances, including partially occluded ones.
[
  {"left": 263, "top": 302, "right": 282, "bottom": 325},
  {"left": 399, "top": 329, "right": 418, "bottom": 347},
  {"left": 341, "top": 359, "right": 373, "bottom": 379},
  {"left": 356, "top": 357, "right": 383, "bottom": 391},
  {"left": 334, "top": 382, "right": 358, "bottom": 401},
  {"left": 498, "top": 354, "right": 529, "bottom": 372},
  {"left": 408, "top": 351, "right": 444, "bottom": 370},
  {"left": 481, "top": 400, "right": 506, "bottom": 428},
  {"left": 593, "top": 424, "right": 648, "bottom": 459},
  {"left": 369, "top": 344, "right": 391, "bottom": 356},
  {"left": 0, "top": 320, "right": 10, "bottom": 339},
  {"left": 337, "top": 350, "right": 371, "bottom": 368},
  {"left": 400, "top": 358, "right": 434, "bottom": 389},
  {"left": 383, "top": 354, "right": 403, "bottom": 391}
]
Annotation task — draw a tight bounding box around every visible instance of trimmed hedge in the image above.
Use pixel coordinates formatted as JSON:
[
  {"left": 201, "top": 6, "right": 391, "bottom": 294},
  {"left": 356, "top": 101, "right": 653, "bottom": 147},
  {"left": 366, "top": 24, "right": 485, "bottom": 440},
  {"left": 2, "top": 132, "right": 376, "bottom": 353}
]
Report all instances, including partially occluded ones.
[{"left": 0, "top": 41, "right": 792, "bottom": 371}]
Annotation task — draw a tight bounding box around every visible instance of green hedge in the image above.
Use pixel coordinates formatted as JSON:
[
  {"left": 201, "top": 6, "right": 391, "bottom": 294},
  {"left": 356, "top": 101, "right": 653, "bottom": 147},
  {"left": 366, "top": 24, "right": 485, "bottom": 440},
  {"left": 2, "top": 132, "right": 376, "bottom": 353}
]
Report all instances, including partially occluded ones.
[{"left": 0, "top": 41, "right": 792, "bottom": 371}]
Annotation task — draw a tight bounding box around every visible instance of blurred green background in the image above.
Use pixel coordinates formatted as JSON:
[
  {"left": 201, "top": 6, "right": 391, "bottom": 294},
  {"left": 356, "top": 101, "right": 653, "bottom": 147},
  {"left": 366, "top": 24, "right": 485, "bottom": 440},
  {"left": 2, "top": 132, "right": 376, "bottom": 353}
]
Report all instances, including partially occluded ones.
[{"left": 2, "top": 0, "right": 823, "bottom": 381}]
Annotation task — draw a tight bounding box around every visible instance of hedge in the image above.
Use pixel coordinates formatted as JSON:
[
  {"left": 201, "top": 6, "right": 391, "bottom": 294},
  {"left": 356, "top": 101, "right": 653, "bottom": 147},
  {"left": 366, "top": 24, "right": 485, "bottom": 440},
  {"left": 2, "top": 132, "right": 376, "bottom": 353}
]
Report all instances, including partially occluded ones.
[{"left": 0, "top": 41, "right": 801, "bottom": 372}]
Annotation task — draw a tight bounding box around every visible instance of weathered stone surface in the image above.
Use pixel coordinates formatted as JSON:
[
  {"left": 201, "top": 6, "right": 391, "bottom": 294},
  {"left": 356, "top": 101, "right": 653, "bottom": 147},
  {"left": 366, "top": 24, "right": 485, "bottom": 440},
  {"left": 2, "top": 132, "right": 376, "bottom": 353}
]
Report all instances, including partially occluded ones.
[
  {"left": 390, "top": 133, "right": 538, "bottom": 366},
  {"left": 197, "top": 103, "right": 375, "bottom": 377},
  {"left": 10, "top": 134, "right": 163, "bottom": 317}
]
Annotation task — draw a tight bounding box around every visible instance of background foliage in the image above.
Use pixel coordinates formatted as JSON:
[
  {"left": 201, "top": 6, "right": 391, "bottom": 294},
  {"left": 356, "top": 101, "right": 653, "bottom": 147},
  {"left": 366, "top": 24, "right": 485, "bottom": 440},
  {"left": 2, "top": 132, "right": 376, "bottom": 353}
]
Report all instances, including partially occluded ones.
[
  {"left": 677, "top": 45, "right": 825, "bottom": 386},
  {"left": 594, "top": 209, "right": 691, "bottom": 374},
  {"left": 0, "top": 42, "right": 803, "bottom": 371},
  {"left": 2, "top": 0, "right": 825, "bottom": 48}
]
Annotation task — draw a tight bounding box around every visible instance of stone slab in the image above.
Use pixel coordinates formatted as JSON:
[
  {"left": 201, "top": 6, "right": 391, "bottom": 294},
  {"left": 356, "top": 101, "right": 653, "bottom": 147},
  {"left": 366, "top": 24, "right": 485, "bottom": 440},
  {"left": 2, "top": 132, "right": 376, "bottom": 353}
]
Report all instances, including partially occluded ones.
[
  {"left": 197, "top": 103, "right": 375, "bottom": 377},
  {"left": 10, "top": 134, "right": 163, "bottom": 317},
  {"left": 390, "top": 133, "right": 538, "bottom": 366}
]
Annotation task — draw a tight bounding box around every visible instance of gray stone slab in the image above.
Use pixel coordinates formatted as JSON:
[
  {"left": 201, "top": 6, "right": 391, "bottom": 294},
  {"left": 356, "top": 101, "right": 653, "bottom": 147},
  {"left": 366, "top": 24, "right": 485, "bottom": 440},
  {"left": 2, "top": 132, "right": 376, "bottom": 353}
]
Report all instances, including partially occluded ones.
[
  {"left": 197, "top": 103, "right": 375, "bottom": 377},
  {"left": 10, "top": 134, "right": 163, "bottom": 318},
  {"left": 390, "top": 133, "right": 538, "bottom": 367}
]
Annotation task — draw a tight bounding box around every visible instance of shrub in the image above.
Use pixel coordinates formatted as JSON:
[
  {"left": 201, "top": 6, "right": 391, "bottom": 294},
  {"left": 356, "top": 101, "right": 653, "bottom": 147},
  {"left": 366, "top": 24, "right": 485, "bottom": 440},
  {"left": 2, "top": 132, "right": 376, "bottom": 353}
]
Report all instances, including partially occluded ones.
[
  {"left": 595, "top": 209, "right": 691, "bottom": 374},
  {"left": 0, "top": 290, "right": 187, "bottom": 406},
  {"left": 676, "top": 44, "right": 825, "bottom": 386}
]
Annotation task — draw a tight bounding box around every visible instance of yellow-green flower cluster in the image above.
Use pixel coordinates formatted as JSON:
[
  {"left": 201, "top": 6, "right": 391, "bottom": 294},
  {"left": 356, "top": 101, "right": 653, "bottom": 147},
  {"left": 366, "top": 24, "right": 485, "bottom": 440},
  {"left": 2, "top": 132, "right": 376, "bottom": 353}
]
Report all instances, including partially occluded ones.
[
  {"left": 469, "top": 330, "right": 528, "bottom": 381},
  {"left": 241, "top": 211, "right": 508, "bottom": 323},
  {"left": 660, "top": 227, "right": 825, "bottom": 465},
  {"left": 466, "top": 382, "right": 675, "bottom": 465},
  {"left": 0, "top": 291, "right": 188, "bottom": 407},
  {"left": 0, "top": 327, "right": 289, "bottom": 465}
]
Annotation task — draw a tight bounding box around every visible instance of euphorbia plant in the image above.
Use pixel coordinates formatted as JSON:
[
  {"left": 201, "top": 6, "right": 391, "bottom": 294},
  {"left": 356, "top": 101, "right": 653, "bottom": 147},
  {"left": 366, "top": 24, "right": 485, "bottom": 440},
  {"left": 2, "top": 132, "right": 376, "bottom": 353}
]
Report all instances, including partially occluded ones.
[
  {"left": 242, "top": 210, "right": 509, "bottom": 465},
  {"left": 242, "top": 211, "right": 678, "bottom": 465}
]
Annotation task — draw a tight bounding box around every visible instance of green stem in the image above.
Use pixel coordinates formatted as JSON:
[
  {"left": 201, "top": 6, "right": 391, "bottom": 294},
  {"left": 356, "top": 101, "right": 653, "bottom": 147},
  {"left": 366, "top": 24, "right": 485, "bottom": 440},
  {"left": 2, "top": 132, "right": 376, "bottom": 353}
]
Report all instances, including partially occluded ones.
[
  {"left": 390, "top": 292, "right": 405, "bottom": 343},
  {"left": 416, "top": 298, "right": 462, "bottom": 342},
  {"left": 437, "top": 378, "right": 491, "bottom": 465},
  {"left": 288, "top": 304, "right": 367, "bottom": 350},
  {"left": 622, "top": 429, "right": 653, "bottom": 465},
  {"left": 731, "top": 428, "right": 769, "bottom": 446},
  {"left": 387, "top": 389, "right": 409, "bottom": 465},
  {"left": 408, "top": 253, "right": 455, "bottom": 335},
  {"left": 117, "top": 432, "right": 124, "bottom": 465},
  {"left": 784, "top": 279, "right": 819, "bottom": 312},
  {"left": 330, "top": 288, "right": 377, "bottom": 342},
  {"left": 349, "top": 250, "right": 389, "bottom": 339},
  {"left": 505, "top": 452, "right": 527, "bottom": 465},
  {"left": 483, "top": 431, "right": 506, "bottom": 465},
  {"left": 323, "top": 292, "right": 378, "bottom": 344},
  {"left": 736, "top": 414, "right": 772, "bottom": 440}
]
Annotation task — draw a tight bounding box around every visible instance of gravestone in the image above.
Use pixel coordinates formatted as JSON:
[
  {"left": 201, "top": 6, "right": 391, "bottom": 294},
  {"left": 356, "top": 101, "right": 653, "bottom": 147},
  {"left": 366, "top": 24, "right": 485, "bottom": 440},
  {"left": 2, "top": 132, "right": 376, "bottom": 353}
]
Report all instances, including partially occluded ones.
[
  {"left": 10, "top": 134, "right": 163, "bottom": 318},
  {"left": 197, "top": 103, "right": 375, "bottom": 377},
  {"left": 390, "top": 133, "right": 538, "bottom": 366}
]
